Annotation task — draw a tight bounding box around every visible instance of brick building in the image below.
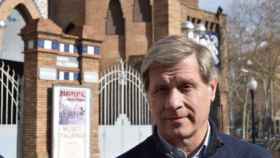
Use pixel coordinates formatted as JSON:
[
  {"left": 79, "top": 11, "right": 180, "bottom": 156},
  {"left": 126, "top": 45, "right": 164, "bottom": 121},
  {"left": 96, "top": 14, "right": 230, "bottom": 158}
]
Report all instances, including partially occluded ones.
[{"left": 0, "top": 0, "right": 230, "bottom": 157}]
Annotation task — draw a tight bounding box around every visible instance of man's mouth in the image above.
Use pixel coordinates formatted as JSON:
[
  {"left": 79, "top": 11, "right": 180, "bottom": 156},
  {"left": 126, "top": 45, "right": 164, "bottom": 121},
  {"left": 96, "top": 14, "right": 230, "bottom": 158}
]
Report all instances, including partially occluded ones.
[
  {"left": 164, "top": 114, "right": 194, "bottom": 123},
  {"left": 167, "top": 116, "right": 184, "bottom": 120},
  {"left": 165, "top": 116, "right": 186, "bottom": 122}
]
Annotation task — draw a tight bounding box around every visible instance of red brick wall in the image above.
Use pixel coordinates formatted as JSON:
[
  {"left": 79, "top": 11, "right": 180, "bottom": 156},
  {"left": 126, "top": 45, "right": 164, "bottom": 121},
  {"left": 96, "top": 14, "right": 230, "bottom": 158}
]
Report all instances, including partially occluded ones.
[
  {"left": 49, "top": 0, "right": 85, "bottom": 29},
  {"left": 49, "top": 0, "right": 152, "bottom": 69},
  {"left": 180, "top": 0, "right": 199, "bottom": 8}
]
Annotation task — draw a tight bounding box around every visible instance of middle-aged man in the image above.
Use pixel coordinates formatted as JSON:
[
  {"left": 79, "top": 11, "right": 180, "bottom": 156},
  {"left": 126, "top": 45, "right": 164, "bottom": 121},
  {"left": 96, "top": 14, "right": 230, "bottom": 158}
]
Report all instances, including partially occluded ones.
[{"left": 117, "top": 35, "right": 272, "bottom": 158}]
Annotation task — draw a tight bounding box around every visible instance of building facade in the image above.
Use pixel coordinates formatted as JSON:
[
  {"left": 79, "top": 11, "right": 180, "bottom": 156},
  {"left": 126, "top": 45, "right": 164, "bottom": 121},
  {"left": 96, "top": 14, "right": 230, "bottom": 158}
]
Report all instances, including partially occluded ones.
[{"left": 0, "top": 0, "right": 231, "bottom": 157}]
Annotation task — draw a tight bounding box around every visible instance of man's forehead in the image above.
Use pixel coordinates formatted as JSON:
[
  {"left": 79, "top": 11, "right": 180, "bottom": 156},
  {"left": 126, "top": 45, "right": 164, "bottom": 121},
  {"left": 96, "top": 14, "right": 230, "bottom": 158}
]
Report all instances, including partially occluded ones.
[{"left": 148, "top": 55, "right": 199, "bottom": 72}]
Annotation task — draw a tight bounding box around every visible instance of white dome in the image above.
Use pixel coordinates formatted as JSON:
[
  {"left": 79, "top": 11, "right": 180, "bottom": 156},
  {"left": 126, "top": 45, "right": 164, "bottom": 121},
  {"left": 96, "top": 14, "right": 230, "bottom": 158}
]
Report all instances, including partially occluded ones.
[
  {"left": 196, "top": 23, "right": 206, "bottom": 32},
  {"left": 182, "top": 21, "right": 194, "bottom": 29}
]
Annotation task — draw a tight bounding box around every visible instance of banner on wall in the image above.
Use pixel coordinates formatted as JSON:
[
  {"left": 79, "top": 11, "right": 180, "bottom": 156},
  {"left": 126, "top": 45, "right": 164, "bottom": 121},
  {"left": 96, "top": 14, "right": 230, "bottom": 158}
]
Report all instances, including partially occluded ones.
[{"left": 52, "top": 85, "right": 91, "bottom": 158}]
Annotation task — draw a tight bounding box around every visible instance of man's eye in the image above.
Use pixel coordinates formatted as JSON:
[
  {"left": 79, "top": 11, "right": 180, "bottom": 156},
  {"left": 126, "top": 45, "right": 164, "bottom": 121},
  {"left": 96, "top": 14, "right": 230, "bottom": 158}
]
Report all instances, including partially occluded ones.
[
  {"left": 153, "top": 86, "right": 169, "bottom": 94},
  {"left": 180, "top": 84, "right": 192, "bottom": 92}
]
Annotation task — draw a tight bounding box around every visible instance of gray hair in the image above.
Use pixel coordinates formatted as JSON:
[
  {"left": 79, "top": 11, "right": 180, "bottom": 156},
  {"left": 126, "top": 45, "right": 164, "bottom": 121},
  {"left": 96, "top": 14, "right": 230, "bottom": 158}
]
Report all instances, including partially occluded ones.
[{"left": 141, "top": 35, "right": 218, "bottom": 91}]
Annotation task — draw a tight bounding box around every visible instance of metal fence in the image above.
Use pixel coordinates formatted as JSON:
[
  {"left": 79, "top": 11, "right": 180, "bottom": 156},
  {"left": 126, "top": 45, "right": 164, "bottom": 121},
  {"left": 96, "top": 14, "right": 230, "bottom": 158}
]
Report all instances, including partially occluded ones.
[
  {"left": 99, "top": 60, "right": 151, "bottom": 125},
  {"left": 0, "top": 62, "right": 20, "bottom": 125},
  {"left": 0, "top": 61, "right": 21, "bottom": 158},
  {"left": 98, "top": 60, "right": 152, "bottom": 158}
]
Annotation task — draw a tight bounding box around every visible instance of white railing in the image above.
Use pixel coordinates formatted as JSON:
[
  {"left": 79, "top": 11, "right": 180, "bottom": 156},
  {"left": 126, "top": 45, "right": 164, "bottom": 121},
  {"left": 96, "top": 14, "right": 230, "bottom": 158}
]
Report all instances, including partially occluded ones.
[
  {"left": 0, "top": 62, "right": 20, "bottom": 125},
  {"left": 99, "top": 60, "right": 151, "bottom": 125}
]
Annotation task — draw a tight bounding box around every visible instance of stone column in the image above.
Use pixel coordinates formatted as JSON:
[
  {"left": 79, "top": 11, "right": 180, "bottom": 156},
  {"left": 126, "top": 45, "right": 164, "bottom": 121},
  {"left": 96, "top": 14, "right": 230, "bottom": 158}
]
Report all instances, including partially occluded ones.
[
  {"left": 153, "top": 0, "right": 182, "bottom": 41},
  {"left": 153, "top": 0, "right": 169, "bottom": 41},
  {"left": 21, "top": 19, "right": 64, "bottom": 158},
  {"left": 79, "top": 38, "right": 102, "bottom": 158}
]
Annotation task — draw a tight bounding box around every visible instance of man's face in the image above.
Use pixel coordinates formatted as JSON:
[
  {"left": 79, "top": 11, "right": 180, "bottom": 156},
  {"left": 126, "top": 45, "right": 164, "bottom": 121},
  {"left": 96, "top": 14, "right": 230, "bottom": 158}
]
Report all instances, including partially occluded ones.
[{"left": 147, "top": 54, "right": 217, "bottom": 145}]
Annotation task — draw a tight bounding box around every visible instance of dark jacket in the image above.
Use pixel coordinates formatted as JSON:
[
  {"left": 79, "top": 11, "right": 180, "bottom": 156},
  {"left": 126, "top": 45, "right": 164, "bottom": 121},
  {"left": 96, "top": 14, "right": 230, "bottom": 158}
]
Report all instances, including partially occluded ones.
[{"left": 117, "top": 121, "right": 272, "bottom": 158}]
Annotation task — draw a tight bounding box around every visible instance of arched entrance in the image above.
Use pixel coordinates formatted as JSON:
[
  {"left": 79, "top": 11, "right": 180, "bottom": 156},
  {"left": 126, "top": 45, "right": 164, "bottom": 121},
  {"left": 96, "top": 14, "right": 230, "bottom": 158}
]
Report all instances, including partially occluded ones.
[
  {"left": 98, "top": 61, "right": 152, "bottom": 158},
  {"left": 0, "top": 0, "right": 41, "bottom": 21}
]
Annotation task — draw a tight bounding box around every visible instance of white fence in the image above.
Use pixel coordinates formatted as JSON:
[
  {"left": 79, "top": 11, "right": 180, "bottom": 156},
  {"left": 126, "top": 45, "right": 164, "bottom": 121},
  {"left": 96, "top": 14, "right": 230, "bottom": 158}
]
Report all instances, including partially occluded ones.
[
  {"left": 98, "top": 115, "right": 151, "bottom": 158},
  {"left": 0, "top": 125, "right": 18, "bottom": 158},
  {"left": 0, "top": 62, "right": 21, "bottom": 158},
  {"left": 99, "top": 61, "right": 152, "bottom": 158}
]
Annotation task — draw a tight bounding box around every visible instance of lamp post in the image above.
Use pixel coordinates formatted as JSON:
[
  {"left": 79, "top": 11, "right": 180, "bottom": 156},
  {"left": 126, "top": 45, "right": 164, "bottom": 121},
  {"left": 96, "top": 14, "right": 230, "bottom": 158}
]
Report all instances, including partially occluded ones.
[{"left": 247, "top": 77, "right": 258, "bottom": 144}]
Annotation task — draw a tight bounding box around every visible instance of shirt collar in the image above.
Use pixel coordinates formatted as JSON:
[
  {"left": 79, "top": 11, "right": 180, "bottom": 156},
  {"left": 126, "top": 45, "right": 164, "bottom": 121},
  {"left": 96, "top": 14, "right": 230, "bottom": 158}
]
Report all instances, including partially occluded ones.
[
  {"left": 157, "top": 122, "right": 211, "bottom": 158},
  {"left": 193, "top": 122, "right": 211, "bottom": 158}
]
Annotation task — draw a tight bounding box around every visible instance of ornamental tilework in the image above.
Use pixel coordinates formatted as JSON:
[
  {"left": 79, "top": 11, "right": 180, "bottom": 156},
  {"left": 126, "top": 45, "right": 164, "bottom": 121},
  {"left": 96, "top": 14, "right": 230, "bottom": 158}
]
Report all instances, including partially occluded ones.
[
  {"left": 94, "top": 47, "right": 101, "bottom": 55},
  {"left": 44, "top": 40, "right": 52, "bottom": 49},
  {"left": 51, "top": 41, "right": 59, "bottom": 50},
  {"left": 30, "top": 39, "right": 101, "bottom": 56},
  {"left": 58, "top": 71, "right": 80, "bottom": 80},
  {"left": 59, "top": 43, "right": 64, "bottom": 52}
]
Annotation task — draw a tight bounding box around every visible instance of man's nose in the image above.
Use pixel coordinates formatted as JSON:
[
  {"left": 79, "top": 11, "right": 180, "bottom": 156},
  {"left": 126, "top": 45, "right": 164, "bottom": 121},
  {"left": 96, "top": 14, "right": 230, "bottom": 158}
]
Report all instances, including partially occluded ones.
[{"left": 165, "top": 89, "right": 183, "bottom": 110}]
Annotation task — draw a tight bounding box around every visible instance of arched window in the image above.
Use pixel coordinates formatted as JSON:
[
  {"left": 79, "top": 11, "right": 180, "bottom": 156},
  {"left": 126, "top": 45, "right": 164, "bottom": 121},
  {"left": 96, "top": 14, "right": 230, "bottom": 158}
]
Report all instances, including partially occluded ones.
[
  {"left": 106, "top": 0, "right": 125, "bottom": 35},
  {"left": 133, "top": 0, "right": 151, "bottom": 22}
]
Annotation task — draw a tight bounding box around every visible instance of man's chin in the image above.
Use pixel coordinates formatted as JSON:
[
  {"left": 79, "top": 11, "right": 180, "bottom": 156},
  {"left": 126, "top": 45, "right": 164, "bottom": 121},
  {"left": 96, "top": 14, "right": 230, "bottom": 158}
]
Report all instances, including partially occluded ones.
[
  {"left": 159, "top": 129, "right": 194, "bottom": 146},
  {"left": 158, "top": 123, "right": 194, "bottom": 138},
  {"left": 166, "top": 127, "right": 194, "bottom": 139}
]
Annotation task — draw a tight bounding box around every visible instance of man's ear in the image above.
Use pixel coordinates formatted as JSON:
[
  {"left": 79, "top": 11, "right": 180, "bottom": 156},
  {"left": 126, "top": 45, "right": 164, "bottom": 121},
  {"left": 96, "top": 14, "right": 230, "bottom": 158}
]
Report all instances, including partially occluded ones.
[{"left": 209, "top": 79, "right": 218, "bottom": 102}]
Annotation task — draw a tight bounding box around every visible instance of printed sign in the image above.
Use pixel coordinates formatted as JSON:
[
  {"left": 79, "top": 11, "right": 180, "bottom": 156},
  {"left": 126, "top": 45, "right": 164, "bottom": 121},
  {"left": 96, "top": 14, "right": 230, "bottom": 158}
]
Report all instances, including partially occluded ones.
[
  {"left": 56, "top": 56, "right": 79, "bottom": 68},
  {"left": 52, "top": 85, "right": 91, "bottom": 158}
]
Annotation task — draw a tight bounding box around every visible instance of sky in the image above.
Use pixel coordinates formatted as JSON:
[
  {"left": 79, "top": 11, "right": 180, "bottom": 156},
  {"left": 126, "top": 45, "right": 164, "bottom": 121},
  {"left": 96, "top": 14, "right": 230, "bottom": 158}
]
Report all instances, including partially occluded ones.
[
  {"left": 199, "top": 0, "right": 233, "bottom": 14},
  {"left": 0, "top": 10, "right": 24, "bottom": 62}
]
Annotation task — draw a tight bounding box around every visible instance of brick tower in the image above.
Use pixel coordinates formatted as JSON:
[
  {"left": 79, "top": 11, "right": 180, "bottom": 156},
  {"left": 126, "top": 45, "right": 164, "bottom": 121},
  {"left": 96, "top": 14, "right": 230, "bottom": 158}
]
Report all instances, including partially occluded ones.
[{"left": 49, "top": 0, "right": 153, "bottom": 69}]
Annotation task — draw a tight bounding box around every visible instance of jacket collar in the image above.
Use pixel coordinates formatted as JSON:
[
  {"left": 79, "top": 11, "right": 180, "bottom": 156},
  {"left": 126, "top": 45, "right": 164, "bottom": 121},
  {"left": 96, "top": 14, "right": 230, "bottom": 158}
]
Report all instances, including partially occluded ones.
[
  {"left": 202, "top": 120, "right": 224, "bottom": 157},
  {"left": 152, "top": 120, "right": 224, "bottom": 158}
]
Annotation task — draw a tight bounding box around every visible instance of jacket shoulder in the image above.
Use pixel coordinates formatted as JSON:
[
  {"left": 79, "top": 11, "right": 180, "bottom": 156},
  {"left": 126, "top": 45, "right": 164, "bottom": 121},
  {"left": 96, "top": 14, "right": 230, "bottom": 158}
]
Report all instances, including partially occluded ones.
[
  {"left": 218, "top": 133, "right": 272, "bottom": 158},
  {"left": 117, "top": 135, "right": 157, "bottom": 158}
]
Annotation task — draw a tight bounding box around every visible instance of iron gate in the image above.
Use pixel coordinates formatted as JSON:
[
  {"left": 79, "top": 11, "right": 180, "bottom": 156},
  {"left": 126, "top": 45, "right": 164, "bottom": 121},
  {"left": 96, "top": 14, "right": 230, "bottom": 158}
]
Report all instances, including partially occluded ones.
[
  {"left": 98, "top": 60, "right": 152, "bottom": 158},
  {"left": 0, "top": 62, "right": 21, "bottom": 158}
]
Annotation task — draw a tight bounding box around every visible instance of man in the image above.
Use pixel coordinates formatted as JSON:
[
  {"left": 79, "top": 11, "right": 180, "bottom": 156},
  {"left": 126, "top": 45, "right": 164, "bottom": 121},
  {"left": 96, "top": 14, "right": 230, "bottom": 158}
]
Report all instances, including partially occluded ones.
[{"left": 117, "top": 35, "right": 272, "bottom": 158}]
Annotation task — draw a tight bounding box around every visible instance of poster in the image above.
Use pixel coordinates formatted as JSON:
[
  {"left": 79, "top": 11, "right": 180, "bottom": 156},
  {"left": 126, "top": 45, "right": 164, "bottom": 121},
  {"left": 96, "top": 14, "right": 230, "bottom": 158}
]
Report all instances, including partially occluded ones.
[{"left": 52, "top": 85, "right": 91, "bottom": 158}]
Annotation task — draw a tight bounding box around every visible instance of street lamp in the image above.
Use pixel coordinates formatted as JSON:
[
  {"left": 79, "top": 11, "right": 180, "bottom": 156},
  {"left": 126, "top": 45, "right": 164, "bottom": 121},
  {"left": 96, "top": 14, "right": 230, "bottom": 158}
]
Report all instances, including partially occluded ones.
[
  {"left": 247, "top": 77, "right": 258, "bottom": 144},
  {"left": 0, "top": 20, "right": 6, "bottom": 28}
]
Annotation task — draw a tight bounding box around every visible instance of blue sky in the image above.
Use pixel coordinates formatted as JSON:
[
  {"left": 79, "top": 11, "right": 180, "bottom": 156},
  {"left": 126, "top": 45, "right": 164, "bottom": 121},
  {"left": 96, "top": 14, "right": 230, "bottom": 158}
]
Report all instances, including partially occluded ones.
[{"left": 199, "top": 0, "right": 233, "bottom": 14}]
